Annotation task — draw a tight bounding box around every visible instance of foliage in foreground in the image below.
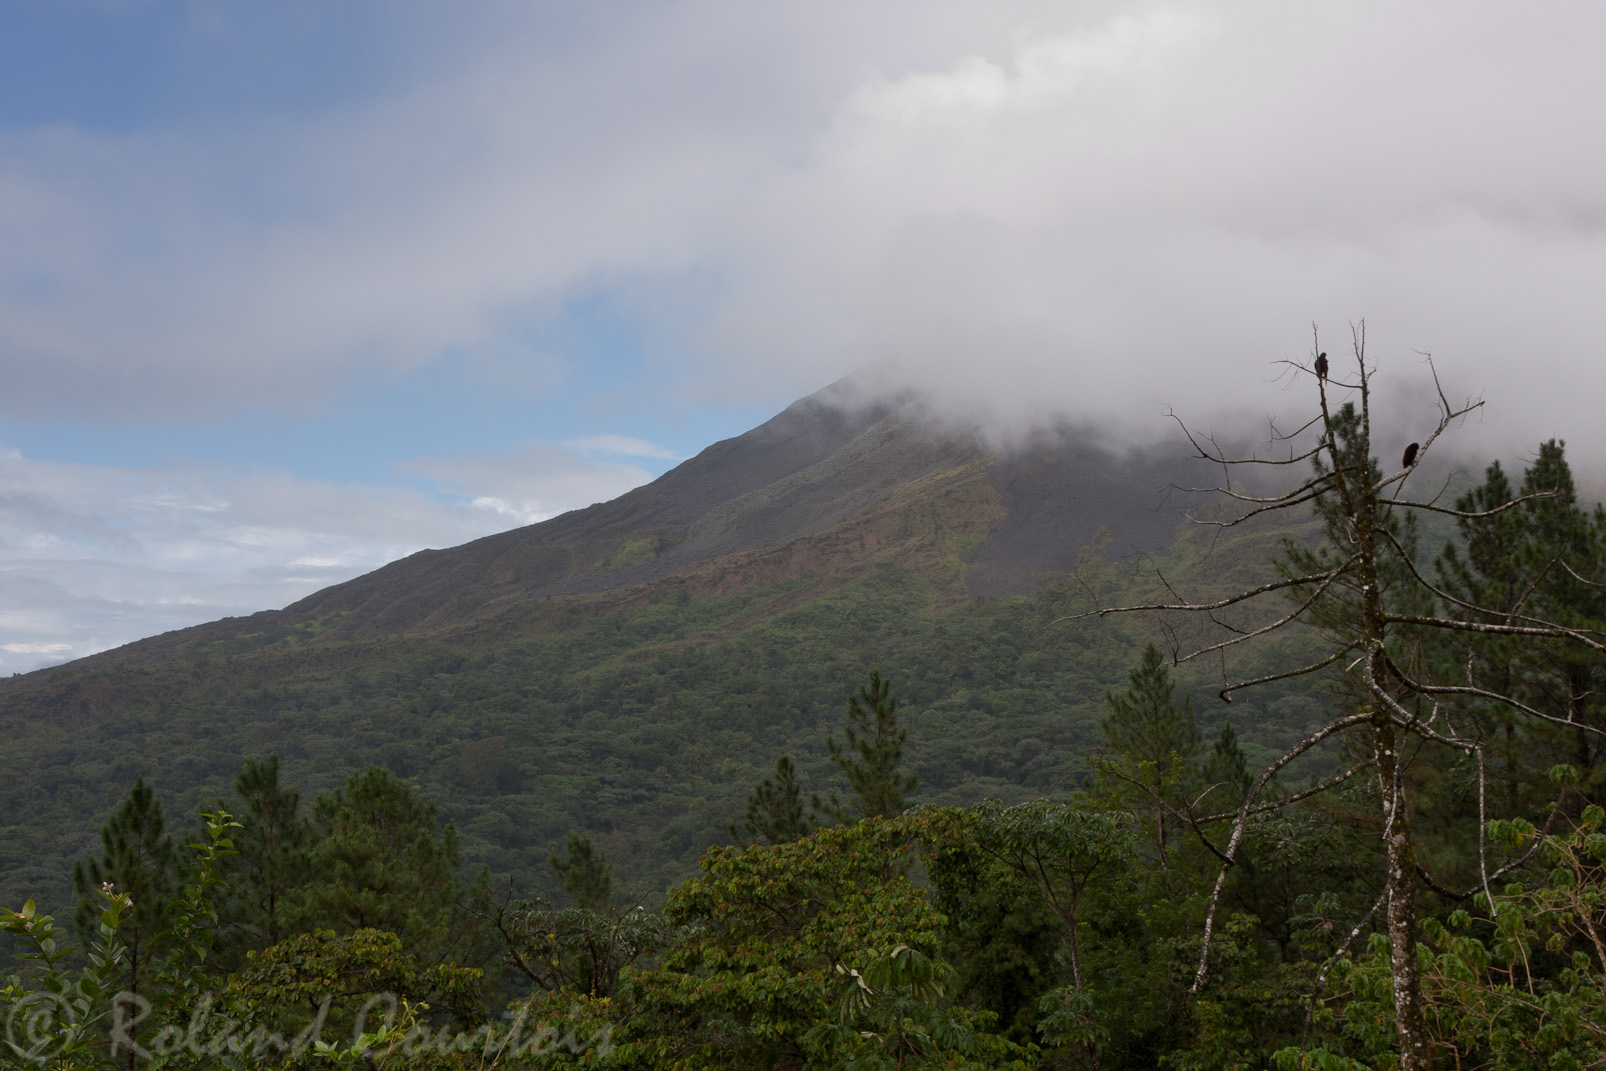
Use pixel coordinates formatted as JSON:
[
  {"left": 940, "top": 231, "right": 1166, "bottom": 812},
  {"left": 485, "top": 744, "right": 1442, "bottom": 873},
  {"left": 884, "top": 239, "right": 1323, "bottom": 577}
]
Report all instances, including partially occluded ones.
[{"left": 11, "top": 753, "right": 1606, "bottom": 1068}]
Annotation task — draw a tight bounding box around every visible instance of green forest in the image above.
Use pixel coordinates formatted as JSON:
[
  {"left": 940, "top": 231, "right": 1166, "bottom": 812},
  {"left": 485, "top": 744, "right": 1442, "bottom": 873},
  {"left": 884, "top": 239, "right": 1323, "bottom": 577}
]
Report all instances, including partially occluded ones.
[
  {"left": 5, "top": 361, "right": 1606, "bottom": 1069},
  {"left": 0, "top": 469, "right": 1326, "bottom": 925}
]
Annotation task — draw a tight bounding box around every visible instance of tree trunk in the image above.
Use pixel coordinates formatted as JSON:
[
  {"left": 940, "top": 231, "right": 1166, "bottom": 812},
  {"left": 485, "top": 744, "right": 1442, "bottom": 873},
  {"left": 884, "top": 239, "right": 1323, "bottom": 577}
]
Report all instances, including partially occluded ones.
[{"left": 1374, "top": 720, "right": 1430, "bottom": 1071}]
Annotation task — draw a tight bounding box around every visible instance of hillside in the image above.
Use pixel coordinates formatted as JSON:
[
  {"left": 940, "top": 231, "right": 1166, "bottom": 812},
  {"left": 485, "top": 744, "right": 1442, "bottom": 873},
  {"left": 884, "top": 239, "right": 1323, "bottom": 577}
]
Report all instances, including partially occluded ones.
[{"left": 0, "top": 382, "right": 1327, "bottom": 919}]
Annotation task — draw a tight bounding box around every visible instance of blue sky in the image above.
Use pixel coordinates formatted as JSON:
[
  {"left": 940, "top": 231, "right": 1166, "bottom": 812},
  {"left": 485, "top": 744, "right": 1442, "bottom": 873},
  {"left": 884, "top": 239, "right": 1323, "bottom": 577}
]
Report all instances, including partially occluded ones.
[
  {"left": 2, "top": 282, "right": 770, "bottom": 483},
  {"left": 0, "top": 1, "right": 783, "bottom": 472},
  {"left": 2, "top": 0, "right": 1604, "bottom": 672},
  {"left": 0, "top": 3, "right": 405, "bottom": 130}
]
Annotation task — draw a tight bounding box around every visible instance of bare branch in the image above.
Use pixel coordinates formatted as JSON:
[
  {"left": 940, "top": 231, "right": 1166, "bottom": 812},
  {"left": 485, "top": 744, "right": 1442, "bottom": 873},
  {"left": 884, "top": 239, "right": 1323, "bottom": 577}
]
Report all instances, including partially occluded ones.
[
  {"left": 1477, "top": 746, "right": 1495, "bottom": 919},
  {"left": 1385, "top": 613, "right": 1606, "bottom": 652},
  {"left": 1480, "top": 804, "right": 1562, "bottom": 890},
  {"left": 1375, "top": 526, "right": 1596, "bottom": 640},
  {"left": 1561, "top": 558, "right": 1606, "bottom": 589},
  {"left": 1169, "top": 561, "right": 1357, "bottom": 669},
  {"left": 1414, "top": 862, "right": 1469, "bottom": 901},
  {"left": 1390, "top": 490, "right": 1559, "bottom": 522},
  {"left": 1192, "top": 712, "right": 1373, "bottom": 991},
  {"left": 1404, "top": 794, "right": 1562, "bottom": 904},
  {"left": 1205, "top": 607, "right": 1251, "bottom": 638},
  {"left": 1173, "top": 467, "right": 1333, "bottom": 501},
  {"left": 1384, "top": 674, "right": 1606, "bottom": 739},
  {"left": 1097, "top": 764, "right": 1237, "bottom": 868},
  {"left": 1371, "top": 351, "right": 1484, "bottom": 500},
  {"left": 1191, "top": 759, "right": 1374, "bottom": 825},
  {"left": 1064, "top": 561, "right": 1354, "bottom": 623},
  {"left": 1504, "top": 555, "right": 1559, "bottom": 625},
  {"left": 1168, "top": 408, "right": 1325, "bottom": 468},
  {"left": 1185, "top": 482, "right": 1342, "bottom": 529},
  {"left": 1301, "top": 893, "right": 1386, "bottom": 1047},
  {"left": 1218, "top": 645, "right": 1359, "bottom": 702}
]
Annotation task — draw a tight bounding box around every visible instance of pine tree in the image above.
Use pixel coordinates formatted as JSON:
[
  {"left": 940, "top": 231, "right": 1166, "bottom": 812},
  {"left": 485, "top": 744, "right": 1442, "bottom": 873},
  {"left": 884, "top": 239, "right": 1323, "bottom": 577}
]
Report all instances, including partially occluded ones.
[
  {"left": 1102, "top": 644, "right": 1201, "bottom": 776},
  {"left": 1435, "top": 442, "right": 1606, "bottom": 808},
  {"left": 731, "top": 756, "right": 815, "bottom": 847},
  {"left": 306, "top": 766, "right": 486, "bottom": 966},
  {"left": 73, "top": 778, "right": 180, "bottom": 996},
  {"left": 1203, "top": 721, "right": 1253, "bottom": 806},
  {"left": 1512, "top": 442, "right": 1606, "bottom": 792},
  {"left": 814, "top": 670, "right": 918, "bottom": 824},
  {"left": 1434, "top": 457, "right": 1533, "bottom": 812},
  {"left": 213, "top": 755, "right": 314, "bottom": 969},
  {"left": 1099, "top": 644, "right": 1201, "bottom": 867},
  {"left": 550, "top": 830, "right": 613, "bottom": 911}
]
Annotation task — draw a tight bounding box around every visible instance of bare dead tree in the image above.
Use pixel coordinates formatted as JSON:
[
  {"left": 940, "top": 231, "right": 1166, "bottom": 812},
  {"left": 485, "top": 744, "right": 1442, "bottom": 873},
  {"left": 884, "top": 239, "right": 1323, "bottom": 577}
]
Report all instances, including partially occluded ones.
[{"left": 1076, "top": 322, "right": 1606, "bottom": 1071}]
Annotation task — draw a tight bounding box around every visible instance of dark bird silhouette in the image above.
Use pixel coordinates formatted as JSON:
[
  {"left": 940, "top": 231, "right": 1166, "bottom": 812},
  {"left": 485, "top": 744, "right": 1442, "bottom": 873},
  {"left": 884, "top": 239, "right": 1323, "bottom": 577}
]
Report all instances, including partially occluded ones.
[
  {"left": 1314, "top": 352, "right": 1328, "bottom": 380},
  {"left": 1402, "top": 442, "right": 1420, "bottom": 469}
]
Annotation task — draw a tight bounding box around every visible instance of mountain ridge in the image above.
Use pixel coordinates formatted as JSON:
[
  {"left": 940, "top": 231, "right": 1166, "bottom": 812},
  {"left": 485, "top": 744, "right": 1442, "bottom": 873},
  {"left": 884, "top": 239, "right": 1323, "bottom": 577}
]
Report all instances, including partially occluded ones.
[{"left": 14, "top": 381, "right": 1197, "bottom": 677}]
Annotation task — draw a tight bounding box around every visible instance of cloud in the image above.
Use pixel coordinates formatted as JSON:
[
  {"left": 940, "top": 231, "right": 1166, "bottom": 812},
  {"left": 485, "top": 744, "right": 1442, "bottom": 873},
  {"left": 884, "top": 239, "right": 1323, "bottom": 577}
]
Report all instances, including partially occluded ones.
[
  {"left": 9, "top": 1, "right": 1601, "bottom": 465},
  {"left": 0, "top": 1, "right": 832, "bottom": 418},
  {"left": 0, "top": 2, "right": 1154, "bottom": 419},
  {"left": 0, "top": 439, "right": 654, "bottom": 674},
  {"left": 1, "top": 642, "right": 71, "bottom": 656},
  {"left": 705, "top": 0, "right": 1606, "bottom": 462},
  {"left": 400, "top": 440, "right": 656, "bottom": 525},
  {"left": 561, "top": 434, "right": 683, "bottom": 460}
]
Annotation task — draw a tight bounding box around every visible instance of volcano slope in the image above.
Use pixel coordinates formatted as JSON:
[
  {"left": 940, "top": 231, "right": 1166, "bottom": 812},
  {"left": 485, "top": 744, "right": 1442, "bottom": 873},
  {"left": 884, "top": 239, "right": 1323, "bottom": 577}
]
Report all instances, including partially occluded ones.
[{"left": 0, "top": 384, "right": 1329, "bottom": 915}]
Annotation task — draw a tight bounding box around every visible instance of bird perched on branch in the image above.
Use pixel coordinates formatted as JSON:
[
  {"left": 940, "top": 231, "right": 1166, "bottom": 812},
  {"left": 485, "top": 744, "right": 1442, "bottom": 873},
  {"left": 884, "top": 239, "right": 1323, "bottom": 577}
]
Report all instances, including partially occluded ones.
[
  {"left": 1402, "top": 442, "right": 1420, "bottom": 469},
  {"left": 1314, "top": 352, "right": 1328, "bottom": 380}
]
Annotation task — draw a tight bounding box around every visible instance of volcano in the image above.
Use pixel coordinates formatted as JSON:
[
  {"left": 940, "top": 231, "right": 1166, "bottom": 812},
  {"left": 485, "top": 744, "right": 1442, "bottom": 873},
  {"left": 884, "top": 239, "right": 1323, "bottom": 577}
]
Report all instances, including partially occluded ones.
[{"left": 0, "top": 381, "right": 1301, "bottom": 911}]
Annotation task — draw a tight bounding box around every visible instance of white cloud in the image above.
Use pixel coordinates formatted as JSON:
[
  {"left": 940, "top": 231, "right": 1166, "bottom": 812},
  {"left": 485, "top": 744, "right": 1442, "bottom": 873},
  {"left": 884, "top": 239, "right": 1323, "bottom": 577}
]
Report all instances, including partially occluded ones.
[
  {"left": 1, "top": 2, "right": 1598, "bottom": 454},
  {"left": 2, "top": 642, "right": 71, "bottom": 655},
  {"left": 561, "top": 434, "right": 683, "bottom": 460},
  {"left": 10, "top": 0, "right": 1596, "bottom": 462},
  {"left": 401, "top": 440, "right": 654, "bottom": 525},
  {"left": 0, "top": 3, "right": 816, "bottom": 417},
  {"left": 700, "top": 0, "right": 1606, "bottom": 464},
  {"left": 0, "top": 2, "right": 1147, "bottom": 418},
  {"left": 0, "top": 439, "right": 654, "bottom": 674}
]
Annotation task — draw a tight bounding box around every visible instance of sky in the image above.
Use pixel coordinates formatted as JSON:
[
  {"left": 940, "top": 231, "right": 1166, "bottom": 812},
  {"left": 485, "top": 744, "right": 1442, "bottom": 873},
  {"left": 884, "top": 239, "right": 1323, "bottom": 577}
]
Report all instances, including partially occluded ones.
[{"left": 1, "top": 0, "right": 1603, "bottom": 673}]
